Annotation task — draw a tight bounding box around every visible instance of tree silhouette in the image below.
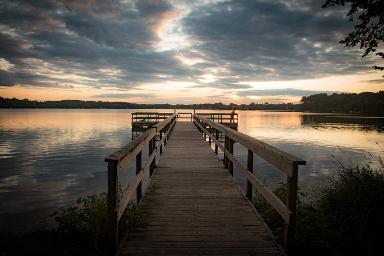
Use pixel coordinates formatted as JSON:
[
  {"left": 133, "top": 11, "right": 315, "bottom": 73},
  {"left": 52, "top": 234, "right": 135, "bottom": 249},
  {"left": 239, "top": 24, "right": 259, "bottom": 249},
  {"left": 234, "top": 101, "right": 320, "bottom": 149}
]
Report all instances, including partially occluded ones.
[{"left": 323, "top": 0, "right": 384, "bottom": 74}]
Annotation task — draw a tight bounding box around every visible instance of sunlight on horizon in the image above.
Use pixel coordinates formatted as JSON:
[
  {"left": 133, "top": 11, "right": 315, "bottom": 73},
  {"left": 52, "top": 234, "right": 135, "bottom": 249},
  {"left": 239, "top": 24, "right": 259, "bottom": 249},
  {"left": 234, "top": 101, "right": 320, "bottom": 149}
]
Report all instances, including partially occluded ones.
[{"left": 1, "top": 72, "right": 383, "bottom": 104}]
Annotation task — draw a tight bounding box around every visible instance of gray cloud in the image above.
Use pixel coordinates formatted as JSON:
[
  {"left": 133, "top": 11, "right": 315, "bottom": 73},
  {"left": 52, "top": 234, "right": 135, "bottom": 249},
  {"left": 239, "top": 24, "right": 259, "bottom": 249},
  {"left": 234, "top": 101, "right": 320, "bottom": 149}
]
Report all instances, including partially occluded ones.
[
  {"left": 235, "top": 88, "right": 341, "bottom": 97},
  {"left": 364, "top": 79, "right": 384, "bottom": 84},
  {"left": 181, "top": 0, "right": 374, "bottom": 82},
  {"left": 0, "top": 70, "right": 15, "bottom": 86},
  {"left": 0, "top": 0, "right": 196, "bottom": 89},
  {"left": 92, "top": 93, "right": 152, "bottom": 98}
]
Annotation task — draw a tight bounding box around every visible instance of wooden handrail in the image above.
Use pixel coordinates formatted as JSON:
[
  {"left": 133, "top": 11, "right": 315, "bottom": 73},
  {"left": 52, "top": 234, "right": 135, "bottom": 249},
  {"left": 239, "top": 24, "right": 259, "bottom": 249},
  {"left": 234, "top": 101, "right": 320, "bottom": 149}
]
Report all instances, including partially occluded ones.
[
  {"left": 105, "top": 113, "right": 177, "bottom": 253},
  {"left": 131, "top": 112, "right": 174, "bottom": 115},
  {"left": 193, "top": 114, "right": 305, "bottom": 252},
  {"left": 194, "top": 115, "right": 304, "bottom": 176},
  {"left": 153, "top": 113, "right": 177, "bottom": 131}
]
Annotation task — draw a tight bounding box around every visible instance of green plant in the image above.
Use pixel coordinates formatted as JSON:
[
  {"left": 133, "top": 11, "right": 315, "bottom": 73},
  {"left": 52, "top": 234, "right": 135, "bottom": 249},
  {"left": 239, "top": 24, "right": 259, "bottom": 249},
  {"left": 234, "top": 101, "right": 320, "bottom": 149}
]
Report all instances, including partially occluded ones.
[
  {"left": 51, "top": 193, "right": 144, "bottom": 252},
  {"left": 254, "top": 156, "right": 384, "bottom": 256},
  {"left": 318, "top": 159, "right": 384, "bottom": 255}
]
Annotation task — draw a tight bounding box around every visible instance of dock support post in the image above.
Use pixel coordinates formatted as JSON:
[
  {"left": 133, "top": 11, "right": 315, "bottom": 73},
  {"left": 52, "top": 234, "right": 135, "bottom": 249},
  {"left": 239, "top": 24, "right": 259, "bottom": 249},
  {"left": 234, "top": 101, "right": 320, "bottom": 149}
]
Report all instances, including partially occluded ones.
[
  {"left": 284, "top": 163, "right": 299, "bottom": 252},
  {"left": 246, "top": 150, "right": 253, "bottom": 200},
  {"left": 136, "top": 151, "right": 142, "bottom": 203},
  {"left": 107, "top": 160, "right": 118, "bottom": 253}
]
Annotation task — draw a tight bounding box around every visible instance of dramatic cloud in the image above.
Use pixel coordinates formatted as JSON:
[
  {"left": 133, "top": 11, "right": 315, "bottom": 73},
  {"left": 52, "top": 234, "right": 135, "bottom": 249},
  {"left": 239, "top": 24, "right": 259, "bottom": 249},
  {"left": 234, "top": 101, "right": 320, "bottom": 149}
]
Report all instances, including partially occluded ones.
[
  {"left": 0, "top": 0, "right": 382, "bottom": 102},
  {"left": 181, "top": 0, "right": 371, "bottom": 81}
]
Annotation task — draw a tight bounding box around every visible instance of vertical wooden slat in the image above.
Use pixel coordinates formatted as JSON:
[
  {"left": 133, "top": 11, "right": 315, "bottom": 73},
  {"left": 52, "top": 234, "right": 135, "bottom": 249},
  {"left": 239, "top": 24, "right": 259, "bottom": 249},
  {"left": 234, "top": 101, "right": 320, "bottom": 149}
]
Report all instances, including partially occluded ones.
[
  {"left": 284, "top": 163, "right": 299, "bottom": 252},
  {"left": 246, "top": 150, "right": 253, "bottom": 200},
  {"left": 136, "top": 151, "right": 142, "bottom": 203},
  {"left": 107, "top": 160, "right": 118, "bottom": 253}
]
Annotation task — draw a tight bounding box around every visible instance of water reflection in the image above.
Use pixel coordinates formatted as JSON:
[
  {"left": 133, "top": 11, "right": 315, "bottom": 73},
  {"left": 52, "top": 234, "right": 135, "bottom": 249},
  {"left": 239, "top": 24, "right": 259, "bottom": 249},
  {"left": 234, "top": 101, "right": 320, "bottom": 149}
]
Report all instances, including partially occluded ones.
[
  {"left": 0, "top": 109, "right": 136, "bottom": 232},
  {"left": 0, "top": 109, "right": 383, "bottom": 233},
  {"left": 233, "top": 111, "right": 384, "bottom": 193}
]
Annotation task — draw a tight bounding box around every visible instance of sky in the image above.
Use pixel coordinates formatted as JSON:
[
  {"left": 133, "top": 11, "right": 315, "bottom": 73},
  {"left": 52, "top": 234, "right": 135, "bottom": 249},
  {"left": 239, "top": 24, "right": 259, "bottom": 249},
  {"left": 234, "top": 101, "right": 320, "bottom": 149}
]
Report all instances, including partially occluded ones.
[{"left": 0, "top": 0, "right": 383, "bottom": 104}]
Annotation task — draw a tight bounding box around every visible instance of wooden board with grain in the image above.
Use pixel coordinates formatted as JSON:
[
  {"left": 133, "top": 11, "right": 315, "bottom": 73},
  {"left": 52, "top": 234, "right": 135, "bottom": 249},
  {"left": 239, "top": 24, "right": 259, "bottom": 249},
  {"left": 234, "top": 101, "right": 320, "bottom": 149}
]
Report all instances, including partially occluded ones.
[{"left": 119, "top": 122, "right": 283, "bottom": 256}]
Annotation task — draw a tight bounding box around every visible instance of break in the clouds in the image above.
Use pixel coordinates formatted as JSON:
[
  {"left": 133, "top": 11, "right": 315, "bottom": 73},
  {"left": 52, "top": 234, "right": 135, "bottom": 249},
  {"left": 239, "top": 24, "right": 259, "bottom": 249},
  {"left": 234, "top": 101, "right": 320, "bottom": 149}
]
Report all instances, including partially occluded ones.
[{"left": 0, "top": 0, "right": 383, "bottom": 103}]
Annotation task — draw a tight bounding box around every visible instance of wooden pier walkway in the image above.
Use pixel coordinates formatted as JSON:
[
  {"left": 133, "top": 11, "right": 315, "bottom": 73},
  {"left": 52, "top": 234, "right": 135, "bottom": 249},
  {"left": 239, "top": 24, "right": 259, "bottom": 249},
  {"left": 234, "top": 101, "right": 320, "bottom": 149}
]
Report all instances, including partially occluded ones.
[
  {"left": 119, "top": 122, "right": 283, "bottom": 255},
  {"left": 106, "top": 113, "right": 305, "bottom": 255}
]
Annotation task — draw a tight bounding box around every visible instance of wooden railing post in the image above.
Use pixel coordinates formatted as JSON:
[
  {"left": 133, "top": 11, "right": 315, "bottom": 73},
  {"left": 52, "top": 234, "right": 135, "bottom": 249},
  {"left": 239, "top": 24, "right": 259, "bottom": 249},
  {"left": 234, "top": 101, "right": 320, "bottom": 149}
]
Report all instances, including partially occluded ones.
[
  {"left": 136, "top": 151, "right": 142, "bottom": 203},
  {"left": 159, "top": 129, "right": 163, "bottom": 155},
  {"left": 246, "top": 150, "right": 253, "bottom": 200},
  {"left": 215, "top": 129, "right": 219, "bottom": 154},
  {"left": 284, "top": 163, "right": 299, "bottom": 252},
  {"left": 224, "top": 135, "right": 229, "bottom": 168},
  {"left": 107, "top": 160, "right": 118, "bottom": 253},
  {"left": 204, "top": 125, "right": 207, "bottom": 140},
  {"left": 164, "top": 124, "right": 168, "bottom": 146},
  {"left": 149, "top": 135, "right": 156, "bottom": 176},
  {"left": 208, "top": 126, "right": 212, "bottom": 145},
  {"left": 229, "top": 138, "right": 234, "bottom": 176}
]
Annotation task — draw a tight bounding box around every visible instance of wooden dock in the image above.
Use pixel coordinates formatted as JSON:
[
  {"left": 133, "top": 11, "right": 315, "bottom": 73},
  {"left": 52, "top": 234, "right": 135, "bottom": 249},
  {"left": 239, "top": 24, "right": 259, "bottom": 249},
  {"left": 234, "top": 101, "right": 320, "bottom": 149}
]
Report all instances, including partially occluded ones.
[
  {"left": 105, "top": 113, "right": 305, "bottom": 255},
  {"left": 120, "top": 122, "right": 282, "bottom": 255},
  {"left": 131, "top": 112, "right": 238, "bottom": 139}
]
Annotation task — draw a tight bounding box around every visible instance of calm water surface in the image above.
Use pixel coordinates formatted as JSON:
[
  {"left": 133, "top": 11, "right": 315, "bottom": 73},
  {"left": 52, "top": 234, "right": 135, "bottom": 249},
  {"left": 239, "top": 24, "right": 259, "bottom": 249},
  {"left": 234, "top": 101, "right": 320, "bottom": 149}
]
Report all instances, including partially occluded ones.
[{"left": 0, "top": 109, "right": 383, "bottom": 232}]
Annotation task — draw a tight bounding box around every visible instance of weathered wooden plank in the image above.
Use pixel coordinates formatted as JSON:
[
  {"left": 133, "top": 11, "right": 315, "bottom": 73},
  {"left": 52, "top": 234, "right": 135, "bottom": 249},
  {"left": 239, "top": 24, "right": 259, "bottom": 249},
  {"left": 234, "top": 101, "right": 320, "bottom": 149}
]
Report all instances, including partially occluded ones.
[{"left": 119, "top": 122, "right": 283, "bottom": 256}]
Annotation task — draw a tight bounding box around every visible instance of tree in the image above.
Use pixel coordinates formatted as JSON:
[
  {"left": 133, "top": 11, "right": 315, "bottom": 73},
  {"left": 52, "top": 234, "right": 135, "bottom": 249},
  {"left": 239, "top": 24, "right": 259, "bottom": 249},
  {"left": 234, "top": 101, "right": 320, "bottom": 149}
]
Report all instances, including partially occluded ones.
[{"left": 323, "top": 0, "right": 384, "bottom": 73}]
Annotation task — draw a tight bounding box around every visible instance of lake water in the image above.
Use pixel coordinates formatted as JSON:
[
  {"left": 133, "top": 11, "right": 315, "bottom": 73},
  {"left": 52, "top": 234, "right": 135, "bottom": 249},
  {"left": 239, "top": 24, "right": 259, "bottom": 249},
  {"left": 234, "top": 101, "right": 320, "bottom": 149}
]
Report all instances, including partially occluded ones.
[{"left": 0, "top": 109, "right": 383, "bottom": 233}]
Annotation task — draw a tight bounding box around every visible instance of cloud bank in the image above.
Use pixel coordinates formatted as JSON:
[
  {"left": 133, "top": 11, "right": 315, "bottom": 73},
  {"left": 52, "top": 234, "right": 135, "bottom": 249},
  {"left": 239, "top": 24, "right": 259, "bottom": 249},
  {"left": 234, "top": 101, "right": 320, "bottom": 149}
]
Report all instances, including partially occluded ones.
[{"left": 0, "top": 0, "right": 381, "bottom": 102}]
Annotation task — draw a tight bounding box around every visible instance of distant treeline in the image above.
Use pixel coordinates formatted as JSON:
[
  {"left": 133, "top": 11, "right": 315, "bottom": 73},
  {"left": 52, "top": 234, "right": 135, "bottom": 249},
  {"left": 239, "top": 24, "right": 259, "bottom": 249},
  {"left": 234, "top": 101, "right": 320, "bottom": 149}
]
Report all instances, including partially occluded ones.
[
  {"left": 300, "top": 91, "right": 384, "bottom": 116},
  {"left": 0, "top": 97, "right": 296, "bottom": 111},
  {"left": 1, "top": 91, "right": 383, "bottom": 115}
]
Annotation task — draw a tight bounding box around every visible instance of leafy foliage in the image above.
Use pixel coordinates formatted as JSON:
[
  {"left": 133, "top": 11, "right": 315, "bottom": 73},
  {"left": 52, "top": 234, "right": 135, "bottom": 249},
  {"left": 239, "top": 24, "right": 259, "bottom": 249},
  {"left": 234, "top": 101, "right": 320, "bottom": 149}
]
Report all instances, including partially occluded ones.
[
  {"left": 51, "top": 193, "right": 144, "bottom": 252},
  {"left": 318, "top": 160, "right": 384, "bottom": 255},
  {"left": 254, "top": 156, "right": 384, "bottom": 255},
  {"left": 323, "top": 0, "right": 384, "bottom": 72}
]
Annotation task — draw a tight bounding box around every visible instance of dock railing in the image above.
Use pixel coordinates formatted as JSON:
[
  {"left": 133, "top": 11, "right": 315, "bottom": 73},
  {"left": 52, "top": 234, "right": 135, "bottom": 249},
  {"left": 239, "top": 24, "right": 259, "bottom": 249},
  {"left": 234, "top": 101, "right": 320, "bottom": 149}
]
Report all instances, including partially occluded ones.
[
  {"left": 193, "top": 114, "right": 306, "bottom": 251},
  {"left": 197, "top": 112, "right": 238, "bottom": 124},
  {"left": 131, "top": 112, "right": 174, "bottom": 139},
  {"left": 105, "top": 113, "right": 177, "bottom": 252},
  {"left": 177, "top": 112, "right": 193, "bottom": 122},
  {"left": 131, "top": 112, "right": 173, "bottom": 123}
]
